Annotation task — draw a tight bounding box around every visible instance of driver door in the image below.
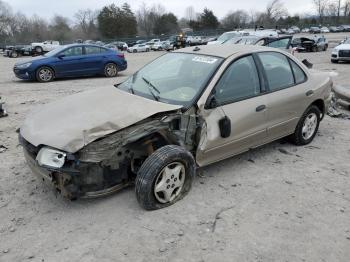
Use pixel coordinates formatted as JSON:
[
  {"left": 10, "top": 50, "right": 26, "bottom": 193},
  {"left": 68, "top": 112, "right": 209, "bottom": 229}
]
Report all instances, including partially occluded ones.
[{"left": 196, "top": 55, "right": 268, "bottom": 166}]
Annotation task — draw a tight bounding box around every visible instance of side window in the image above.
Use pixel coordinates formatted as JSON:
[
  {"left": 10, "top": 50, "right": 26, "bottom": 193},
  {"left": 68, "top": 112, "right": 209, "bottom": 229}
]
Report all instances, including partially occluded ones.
[
  {"left": 215, "top": 55, "right": 260, "bottom": 104},
  {"left": 290, "top": 59, "right": 306, "bottom": 84},
  {"left": 258, "top": 52, "right": 294, "bottom": 91},
  {"left": 85, "top": 46, "right": 101, "bottom": 55},
  {"left": 267, "top": 38, "right": 290, "bottom": 49},
  {"left": 60, "top": 46, "right": 83, "bottom": 57}
]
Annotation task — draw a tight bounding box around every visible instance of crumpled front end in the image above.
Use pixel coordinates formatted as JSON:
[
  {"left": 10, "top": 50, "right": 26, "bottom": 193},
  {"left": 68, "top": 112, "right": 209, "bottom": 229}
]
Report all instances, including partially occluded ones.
[{"left": 19, "top": 109, "right": 199, "bottom": 199}]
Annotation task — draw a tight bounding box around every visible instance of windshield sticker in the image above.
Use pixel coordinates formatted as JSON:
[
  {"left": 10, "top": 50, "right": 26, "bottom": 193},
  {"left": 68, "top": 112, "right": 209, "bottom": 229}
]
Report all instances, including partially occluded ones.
[{"left": 192, "top": 56, "right": 218, "bottom": 64}]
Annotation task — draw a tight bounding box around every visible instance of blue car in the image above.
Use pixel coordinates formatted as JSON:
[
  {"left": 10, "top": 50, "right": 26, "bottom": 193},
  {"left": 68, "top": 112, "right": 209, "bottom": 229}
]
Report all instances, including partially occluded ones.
[{"left": 13, "top": 44, "right": 127, "bottom": 82}]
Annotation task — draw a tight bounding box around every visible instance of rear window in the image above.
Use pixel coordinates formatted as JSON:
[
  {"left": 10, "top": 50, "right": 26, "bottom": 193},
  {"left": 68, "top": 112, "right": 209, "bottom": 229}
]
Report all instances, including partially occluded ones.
[
  {"left": 290, "top": 59, "right": 306, "bottom": 84},
  {"left": 85, "top": 46, "right": 102, "bottom": 55},
  {"left": 258, "top": 52, "right": 294, "bottom": 91}
]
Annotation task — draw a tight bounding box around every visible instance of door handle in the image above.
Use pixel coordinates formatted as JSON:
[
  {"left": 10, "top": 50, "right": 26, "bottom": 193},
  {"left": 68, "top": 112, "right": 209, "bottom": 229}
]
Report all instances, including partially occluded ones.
[
  {"left": 306, "top": 90, "right": 314, "bottom": 97},
  {"left": 256, "top": 105, "right": 266, "bottom": 112}
]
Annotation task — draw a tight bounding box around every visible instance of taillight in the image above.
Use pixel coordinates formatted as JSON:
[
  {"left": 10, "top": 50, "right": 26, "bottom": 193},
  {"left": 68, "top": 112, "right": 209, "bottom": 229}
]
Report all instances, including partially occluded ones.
[{"left": 117, "top": 53, "right": 124, "bottom": 59}]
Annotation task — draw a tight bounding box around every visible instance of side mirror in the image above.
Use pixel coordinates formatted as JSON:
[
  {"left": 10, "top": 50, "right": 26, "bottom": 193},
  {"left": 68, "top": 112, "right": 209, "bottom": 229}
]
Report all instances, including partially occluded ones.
[
  {"left": 57, "top": 54, "right": 65, "bottom": 59},
  {"left": 219, "top": 116, "right": 231, "bottom": 138}
]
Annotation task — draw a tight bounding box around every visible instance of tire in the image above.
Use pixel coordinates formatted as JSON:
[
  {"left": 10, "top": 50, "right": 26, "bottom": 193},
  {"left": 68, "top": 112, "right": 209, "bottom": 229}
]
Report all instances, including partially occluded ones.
[
  {"left": 324, "top": 44, "right": 328, "bottom": 51},
  {"left": 35, "top": 46, "right": 43, "bottom": 54},
  {"left": 312, "top": 46, "right": 317, "bottom": 52},
  {"left": 36, "top": 66, "right": 54, "bottom": 82},
  {"left": 104, "top": 62, "right": 118, "bottom": 77},
  {"left": 289, "top": 105, "right": 321, "bottom": 146},
  {"left": 146, "top": 48, "right": 150, "bottom": 52},
  {"left": 11, "top": 51, "right": 18, "bottom": 58},
  {"left": 135, "top": 145, "right": 196, "bottom": 210},
  {"left": 133, "top": 49, "right": 137, "bottom": 53},
  {"left": 331, "top": 59, "right": 338, "bottom": 63}
]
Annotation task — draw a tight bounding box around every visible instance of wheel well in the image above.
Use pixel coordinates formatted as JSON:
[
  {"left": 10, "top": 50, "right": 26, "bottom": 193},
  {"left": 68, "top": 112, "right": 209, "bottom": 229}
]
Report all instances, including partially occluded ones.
[{"left": 311, "top": 99, "right": 325, "bottom": 118}]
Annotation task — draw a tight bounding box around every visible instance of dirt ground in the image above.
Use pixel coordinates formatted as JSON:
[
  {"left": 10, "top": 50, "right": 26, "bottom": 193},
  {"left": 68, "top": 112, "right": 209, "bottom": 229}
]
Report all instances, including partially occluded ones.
[{"left": 1, "top": 33, "right": 350, "bottom": 262}]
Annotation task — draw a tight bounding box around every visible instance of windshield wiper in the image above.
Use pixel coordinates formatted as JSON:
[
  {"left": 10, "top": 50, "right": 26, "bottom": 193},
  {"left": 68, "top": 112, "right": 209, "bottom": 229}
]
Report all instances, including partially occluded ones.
[{"left": 142, "top": 76, "right": 160, "bottom": 101}]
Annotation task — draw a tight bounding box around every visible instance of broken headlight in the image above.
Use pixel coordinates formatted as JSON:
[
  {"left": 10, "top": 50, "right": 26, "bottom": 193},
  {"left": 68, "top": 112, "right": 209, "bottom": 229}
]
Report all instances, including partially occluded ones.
[{"left": 36, "top": 147, "right": 66, "bottom": 168}]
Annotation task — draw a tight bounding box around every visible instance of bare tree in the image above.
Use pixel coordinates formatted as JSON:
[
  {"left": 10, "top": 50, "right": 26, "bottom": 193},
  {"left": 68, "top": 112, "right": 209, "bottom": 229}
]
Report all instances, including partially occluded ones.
[
  {"left": 313, "top": 0, "right": 329, "bottom": 22},
  {"left": 265, "top": 0, "right": 288, "bottom": 21},
  {"left": 184, "top": 6, "right": 196, "bottom": 21},
  {"left": 74, "top": 9, "right": 98, "bottom": 39},
  {"left": 136, "top": 3, "right": 165, "bottom": 36},
  {"left": 221, "top": 10, "right": 249, "bottom": 30}
]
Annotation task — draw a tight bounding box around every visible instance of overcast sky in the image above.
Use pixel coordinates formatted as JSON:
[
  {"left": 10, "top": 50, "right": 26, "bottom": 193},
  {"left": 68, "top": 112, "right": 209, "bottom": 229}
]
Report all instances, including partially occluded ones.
[{"left": 8, "top": 0, "right": 315, "bottom": 20}]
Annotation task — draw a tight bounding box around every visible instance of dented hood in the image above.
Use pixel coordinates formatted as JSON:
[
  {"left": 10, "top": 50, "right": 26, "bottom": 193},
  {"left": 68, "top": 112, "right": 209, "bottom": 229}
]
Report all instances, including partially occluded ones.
[{"left": 21, "top": 86, "right": 181, "bottom": 153}]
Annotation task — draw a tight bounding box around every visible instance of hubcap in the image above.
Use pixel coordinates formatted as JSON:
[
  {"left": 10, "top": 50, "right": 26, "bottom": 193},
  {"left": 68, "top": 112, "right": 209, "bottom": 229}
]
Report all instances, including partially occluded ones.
[
  {"left": 154, "top": 162, "right": 185, "bottom": 204},
  {"left": 106, "top": 64, "right": 117, "bottom": 76},
  {"left": 39, "top": 68, "right": 52, "bottom": 81},
  {"left": 302, "top": 113, "right": 317, "bottom": 140}
]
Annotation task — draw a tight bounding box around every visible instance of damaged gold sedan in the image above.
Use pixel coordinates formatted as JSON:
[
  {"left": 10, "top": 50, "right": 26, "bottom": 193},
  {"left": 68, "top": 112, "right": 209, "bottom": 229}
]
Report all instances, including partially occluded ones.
[{"left": 20, "top": 45, "right": 332, "bottom": 209}]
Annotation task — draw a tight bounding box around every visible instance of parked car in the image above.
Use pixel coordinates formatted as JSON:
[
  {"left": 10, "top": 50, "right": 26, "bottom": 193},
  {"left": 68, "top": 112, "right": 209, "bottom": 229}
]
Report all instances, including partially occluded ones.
[
  {"left": 31, "top": 40, "right": 60, "bottom": 54},
  {"left": 110, "top": 41, "right": 128, "bottom": 51},
  {"left": 104, "top": 44, "right": 119, "bottom": 51},
  {"left": 19, "top": 45, "right": 332, "bottom": 209},
  {"left": 127, "top": 44, "right": 150, "bottom": 53},
  {"left": 225, "top": 35, "right": 292, "bottom": 50},
  {"left": 340, "top": 25, "right": 350, "bottom": 32},
  {"left": 290, "top": 26, "right": 301, "bottom": 33},
  {"left": 186, "top": 36, "right": 203, "bottom": 46},
  {"left": 286, "top": 28, "right": 295, "bottom": 34},
  {"left": 151, "top": 41, "right": 174, "bottom": 51},
  {"left": 4, "top": 45, "right": 33, "bottom": 58},
  {"left": 291, "top": 36, "right": 328, "bottom": 52},
  {"left": 329, "top": 26, "right": 339, "bottom": 32},
  {"left": 331, "top": 37, "right": 350, "bottom": 63},
  {"left": 13, "top": 44, "right": 127, "bottom": 82},
  {"left": 207, "top": 31, "right": 240, "bottom": 45},
  {"left": 309, "top": 27, "right": 321, "bottom": 34},
  {"left": 320, "top": 27, "right": 330, "bottom": 33},
  {"left": 301, "top": 28, "right": 310, "bottom": 33},
  {"left": 145, "top": 39, "right": 160, "bottom": 47}
]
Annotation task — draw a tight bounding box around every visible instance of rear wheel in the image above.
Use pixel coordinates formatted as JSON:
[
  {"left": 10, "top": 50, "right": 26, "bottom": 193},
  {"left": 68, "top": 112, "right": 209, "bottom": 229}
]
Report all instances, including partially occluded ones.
[
  {"left": 35, "top": 46, "right": 43, "bottom": 54},
  {"left": 289, "top": 105, "right": 321, "bottom": 145},
  {"left": 135, "top": 145, "right": 195, "bottom": 210},
  {"left": 11, "top": 51, "right": 18, "bottom": 58},
  {"left": 312, "top": 46, "right": 317, "bottom": 52},
  {"left": 36, "top": 66, "right": 54, "bottom": 82},
  {"left": 331, "top": 59, "right": 338, "bottom": 63},
  {"left": 133, "top": 49, "right": 137, "bottom": 53},
  {"left": 324, "top": 44, "right": 328, "bottom": 51},
  {"left": 104, "top": 63, "right": 118, "bottom": 77}
]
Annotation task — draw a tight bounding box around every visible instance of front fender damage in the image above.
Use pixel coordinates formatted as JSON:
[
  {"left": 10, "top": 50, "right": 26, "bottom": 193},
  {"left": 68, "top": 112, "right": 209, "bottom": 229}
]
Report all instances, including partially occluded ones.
[{"left": 51, "top": 109, "right": 200, "bottom": 199}]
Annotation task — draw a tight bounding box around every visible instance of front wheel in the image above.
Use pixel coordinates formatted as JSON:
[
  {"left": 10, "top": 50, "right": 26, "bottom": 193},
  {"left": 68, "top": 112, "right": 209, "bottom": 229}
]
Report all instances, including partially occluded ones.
[
  {"left": 289, "top": 105, "right": 321, "bottom": 145},
  {"left": 104, "top": 63, "right": 118, "bottom": 77},
  {"left": 36, "top": 66, "right": 54, "bottom": 82},
  {"left": 35, "top": 46, "right": 43, "bottom": 54},
  {"left": 135, "top": 145, "right": 195, "bottom": 210}
]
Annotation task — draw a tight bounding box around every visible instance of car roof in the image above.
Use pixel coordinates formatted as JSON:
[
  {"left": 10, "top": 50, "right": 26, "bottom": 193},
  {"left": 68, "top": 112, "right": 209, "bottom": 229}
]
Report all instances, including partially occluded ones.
[{"left": 173, "top": 44, "right": 277, "bottom": 58}]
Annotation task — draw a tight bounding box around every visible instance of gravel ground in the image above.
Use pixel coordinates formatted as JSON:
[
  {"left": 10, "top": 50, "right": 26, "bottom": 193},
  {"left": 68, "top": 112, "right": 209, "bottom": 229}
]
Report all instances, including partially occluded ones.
[{"left": 0, "top": 33, "right": 350, "bottom": 262}]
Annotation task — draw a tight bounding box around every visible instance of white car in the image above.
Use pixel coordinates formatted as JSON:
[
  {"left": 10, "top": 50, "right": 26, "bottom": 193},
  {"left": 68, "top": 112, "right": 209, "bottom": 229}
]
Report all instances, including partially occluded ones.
[
  {"left": 207, "top": 31, "right": 240, "bottom": 45},
  {"left": 331, "top": 37, "right": 350, "bottom": 63},
  {"left": 31, "top": 40, "right": 60, "bottom": 54},
  {"left": 321, "top": 27, "right": 330, "bottom": 33},
  {"left": 145, "top": 39, "right": 160, "bottom": 47},
  {"left": 127, "top": 44, "right": 150, "bottom": 53},
  {"left": 186, "top": 36, "right": 203, "bottom": 45}
]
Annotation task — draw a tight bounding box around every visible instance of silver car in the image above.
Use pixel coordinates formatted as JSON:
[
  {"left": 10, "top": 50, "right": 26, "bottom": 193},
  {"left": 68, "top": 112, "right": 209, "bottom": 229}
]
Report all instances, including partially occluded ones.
[{"left": 20, "top": 45, "right": 332, "bottom": 209}]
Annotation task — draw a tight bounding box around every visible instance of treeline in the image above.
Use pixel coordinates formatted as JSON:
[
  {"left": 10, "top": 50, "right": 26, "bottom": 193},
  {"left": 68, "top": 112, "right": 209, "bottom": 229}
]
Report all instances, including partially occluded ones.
[{"left": 1, "top": 0, "right": 350, "bottom": 44}]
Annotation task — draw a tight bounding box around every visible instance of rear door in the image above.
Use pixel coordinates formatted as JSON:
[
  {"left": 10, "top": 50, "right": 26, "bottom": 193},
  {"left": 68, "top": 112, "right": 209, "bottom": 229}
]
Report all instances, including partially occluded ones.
[
  {"left": 196, "top": 55, "right": 269, "bottom": 166},
  {"left": 256, "top": 51, "right": 310, "bottom": 141},
  {"left": 83, "top": 46, "right": 105, "bottom": 74},
  {"left": 53, "top": 46, "right": 85, "bottom": 77}
]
